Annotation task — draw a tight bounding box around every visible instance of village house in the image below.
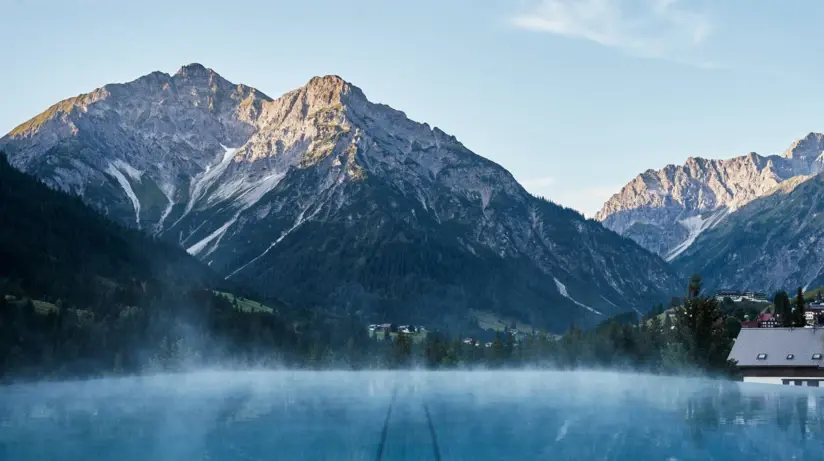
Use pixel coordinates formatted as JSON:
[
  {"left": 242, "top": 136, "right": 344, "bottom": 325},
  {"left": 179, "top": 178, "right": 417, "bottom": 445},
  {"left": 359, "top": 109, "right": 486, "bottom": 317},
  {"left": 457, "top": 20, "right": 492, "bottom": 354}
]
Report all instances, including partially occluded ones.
[
  {"left": 758, "top": 313, "right": 778, "bottom": 328},
  {"left": 740, "top": 320, "right": 759, "bottom": 329},
  {"left": 807, "top": 303, "right": 824, "bottom": 326},
  {"left": 368, "top": 323, "right": 393, "bottom": 335},
  {"left": 714, "top": 290, "right": 769, "bottom": 303},
  {"left": 728, "top": 328, "right": 824, "bottom": 386},
  {"left": 714, "top": 289, "right": 742, "bottom": 302},
  {"left": 743, "top": 291, "right": 769, "bottom": 303}
]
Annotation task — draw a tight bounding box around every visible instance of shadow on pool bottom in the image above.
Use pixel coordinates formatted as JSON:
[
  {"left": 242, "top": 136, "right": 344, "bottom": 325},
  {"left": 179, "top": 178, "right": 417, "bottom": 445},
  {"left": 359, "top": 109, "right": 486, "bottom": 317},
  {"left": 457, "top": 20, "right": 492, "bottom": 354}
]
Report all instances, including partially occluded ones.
[{"left": 1, "top": 370, "right": 823, "bottom": 460}]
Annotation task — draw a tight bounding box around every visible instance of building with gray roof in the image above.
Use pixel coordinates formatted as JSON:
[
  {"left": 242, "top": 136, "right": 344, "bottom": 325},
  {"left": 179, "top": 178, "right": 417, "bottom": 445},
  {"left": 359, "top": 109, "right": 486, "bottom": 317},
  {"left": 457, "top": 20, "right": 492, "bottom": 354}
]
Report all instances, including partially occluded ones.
[{"left": 728, "top": 327, "right": 824, "bottom": 386}]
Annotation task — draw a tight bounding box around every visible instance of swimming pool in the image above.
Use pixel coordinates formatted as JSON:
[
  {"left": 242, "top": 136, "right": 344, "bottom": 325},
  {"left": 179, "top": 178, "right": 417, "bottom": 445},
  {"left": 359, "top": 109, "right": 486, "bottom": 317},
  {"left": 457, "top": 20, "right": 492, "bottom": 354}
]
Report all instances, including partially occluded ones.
[{"left": 1, "top": 370, "right": 821, "bottom": 460}]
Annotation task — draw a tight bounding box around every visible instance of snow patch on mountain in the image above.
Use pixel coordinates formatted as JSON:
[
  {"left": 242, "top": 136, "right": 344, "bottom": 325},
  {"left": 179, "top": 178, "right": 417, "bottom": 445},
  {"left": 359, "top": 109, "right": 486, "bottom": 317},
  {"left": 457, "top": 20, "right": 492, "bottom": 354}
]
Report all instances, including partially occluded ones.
[
  {"left": 112, "top": 159, "right": 143, "bottom": 181},
  {"left": 665, "top": 208, "right": 729, "bottom": 261},
  {"left": 185, "top": 170, "right": 287, "bottom": 255},
  {"left": 225, "top": 203, "right": 323, "bottom": 280},
  {"left": 155, "top": 185, "right": 176, "bottom": 233},
  {"left": 212, "top": 171, "right": 286, "bottom": 208},
  {"left": 175, "top": 145, "right": 240, "bottom": 226},
  {"left": 187, "top": 216, "right": 238, "bottom": 256},
  {"left": 554, "top": 277, "right": 603, "bottom": 316},
  {"left": 105, "top": 161, "right": 141, "bottom": 226},
  {"left": 601, "top": 295, "right": 638, "bottom": 315}
]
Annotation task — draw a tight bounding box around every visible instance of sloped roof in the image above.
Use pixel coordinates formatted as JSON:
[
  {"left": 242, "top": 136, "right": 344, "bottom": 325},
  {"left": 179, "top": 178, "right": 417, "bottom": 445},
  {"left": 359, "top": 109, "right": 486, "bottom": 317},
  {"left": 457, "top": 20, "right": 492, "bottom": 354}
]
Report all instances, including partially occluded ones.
[{"left": 728, "top": 327, "right": 824, "bottom": 367}]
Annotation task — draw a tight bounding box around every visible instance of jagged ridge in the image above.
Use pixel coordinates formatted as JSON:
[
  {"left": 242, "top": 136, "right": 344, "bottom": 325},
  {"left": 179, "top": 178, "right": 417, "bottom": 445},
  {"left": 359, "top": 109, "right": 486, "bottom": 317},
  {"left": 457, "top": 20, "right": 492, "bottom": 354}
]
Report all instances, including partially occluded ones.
[
  {"left": 597, "top": 132, "right": 824, "bottom": 260},
  {"left": 0, "top": 64, "right": 680, "bottom": 332}
]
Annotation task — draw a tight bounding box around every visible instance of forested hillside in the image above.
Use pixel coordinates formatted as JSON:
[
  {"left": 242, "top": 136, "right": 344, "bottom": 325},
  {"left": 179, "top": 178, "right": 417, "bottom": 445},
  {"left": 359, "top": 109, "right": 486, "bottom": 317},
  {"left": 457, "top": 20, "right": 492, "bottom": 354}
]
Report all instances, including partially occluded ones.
[
  {"left": 0, "top": 153, "right": 369, "bottom": 380},
  {"left": 0, "top": 152, "right": 213, "bottom": 306}
]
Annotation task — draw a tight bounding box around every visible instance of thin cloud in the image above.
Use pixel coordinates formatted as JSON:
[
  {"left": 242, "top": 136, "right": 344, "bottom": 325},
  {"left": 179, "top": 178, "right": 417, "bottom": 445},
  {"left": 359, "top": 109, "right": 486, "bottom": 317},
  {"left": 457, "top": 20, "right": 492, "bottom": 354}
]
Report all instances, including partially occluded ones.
[{"left": 510, "top": 0, "right": 712, "bottom": 62}]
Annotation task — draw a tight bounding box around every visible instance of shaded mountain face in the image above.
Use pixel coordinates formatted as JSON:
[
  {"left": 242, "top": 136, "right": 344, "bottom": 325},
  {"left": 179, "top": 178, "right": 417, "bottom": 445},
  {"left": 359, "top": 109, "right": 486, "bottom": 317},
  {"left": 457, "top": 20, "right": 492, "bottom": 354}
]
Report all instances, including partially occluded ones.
[
  {"left": 0, "top": 65, "right": 679, "bottom": 332},
  {"left": 0, "top": 152, "right": 355, "bottom": 380},
  {"left": 0, "top": 153, "right": 213, "bottom": 307},
  {"left": 672, "top": 174, "right": 824, "bottom": 293},
  {"left": 596, "top": 133, "right": 824, "bottom": 261}
]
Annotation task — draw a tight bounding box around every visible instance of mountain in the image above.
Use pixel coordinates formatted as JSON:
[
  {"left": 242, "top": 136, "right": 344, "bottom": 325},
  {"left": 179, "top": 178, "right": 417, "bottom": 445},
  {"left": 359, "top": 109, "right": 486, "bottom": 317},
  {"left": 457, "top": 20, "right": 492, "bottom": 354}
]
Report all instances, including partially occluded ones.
[
  {"left": 673, "top": 174, "right": 824, "bottom": 293},
  {"left": 2, "top": 64, "right": 271, "bottom": 230},
  {"left": 596, "top": 132, "right": 824, "bottom": 261},
  {"left": 0, "top": 152, "right": 213, "bottom": 307},
  {"left": 0, "top": 64, "right": 680, "bottom": 332}
]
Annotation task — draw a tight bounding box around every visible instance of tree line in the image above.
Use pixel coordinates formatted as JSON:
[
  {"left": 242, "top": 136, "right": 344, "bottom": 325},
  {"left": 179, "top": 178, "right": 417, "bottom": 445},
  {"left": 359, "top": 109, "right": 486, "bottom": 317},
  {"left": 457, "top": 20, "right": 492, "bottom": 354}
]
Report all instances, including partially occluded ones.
[
  {"left": 773, "top": 288, "right": 809, "bottom": 327},
  {"left": 1, "top": 273, "right": 738, "bottom": 381},
  {"left": 378, "top": 275, "right": 736, "bottom": 377}
]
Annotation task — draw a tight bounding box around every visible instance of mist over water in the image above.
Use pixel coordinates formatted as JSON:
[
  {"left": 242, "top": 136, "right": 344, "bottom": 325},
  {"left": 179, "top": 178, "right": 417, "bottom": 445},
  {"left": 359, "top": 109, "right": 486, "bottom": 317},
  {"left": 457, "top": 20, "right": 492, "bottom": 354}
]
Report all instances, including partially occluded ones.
[{"left": 1, "top": 370, "right": 822, "bottom": 460}]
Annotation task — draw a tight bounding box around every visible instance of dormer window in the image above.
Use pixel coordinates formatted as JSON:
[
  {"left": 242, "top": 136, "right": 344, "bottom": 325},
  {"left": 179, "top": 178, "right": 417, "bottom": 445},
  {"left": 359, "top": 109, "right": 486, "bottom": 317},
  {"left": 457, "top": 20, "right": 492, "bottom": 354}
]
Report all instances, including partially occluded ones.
[
  {"left": 787, "top": 354, "right": 795, "bottom": 360},
  {"left": 813, "top": 353, "right": 823, "bottom": 360},
  {"left": 757, "top": 353, "right": 768, "bottom": 360}
]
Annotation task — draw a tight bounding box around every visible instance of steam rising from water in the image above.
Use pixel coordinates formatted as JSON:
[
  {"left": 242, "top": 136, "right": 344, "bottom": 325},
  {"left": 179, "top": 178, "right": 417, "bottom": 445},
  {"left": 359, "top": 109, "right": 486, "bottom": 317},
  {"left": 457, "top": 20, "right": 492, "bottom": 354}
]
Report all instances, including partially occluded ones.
[{"left": 1, "top": 371, "right": 823, "bottom": 460}]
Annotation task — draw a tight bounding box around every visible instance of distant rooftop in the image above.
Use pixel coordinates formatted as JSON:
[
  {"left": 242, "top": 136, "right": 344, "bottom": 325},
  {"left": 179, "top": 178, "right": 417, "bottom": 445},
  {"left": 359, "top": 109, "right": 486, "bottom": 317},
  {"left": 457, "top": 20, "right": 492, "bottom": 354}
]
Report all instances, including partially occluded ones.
[{"left": 729, "top": 328, "right": 824, "bottom": 367}]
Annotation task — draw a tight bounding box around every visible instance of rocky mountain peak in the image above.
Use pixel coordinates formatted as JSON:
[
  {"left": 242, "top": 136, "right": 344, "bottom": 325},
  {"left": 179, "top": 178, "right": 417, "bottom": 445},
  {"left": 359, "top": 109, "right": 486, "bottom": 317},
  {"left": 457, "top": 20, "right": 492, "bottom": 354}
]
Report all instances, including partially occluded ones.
[
  {"left": 174, "top": 62, "right": 212, "bottom": 78},
  {"left": 781, "top": 132, "right": 824, "bottom": 160},
  {"left": 170, "top": 63, "right": 235, "bottom": 94},
  {"left": 0, "top": 65, "right": 682, "bottom": 332},
  {"left": 307, "top": 74, "right": 347, "bottom": 87},
  {"left": 598, "top": 131, "right": 824, "bottom": 263},
  {"left": 299, "top": 74, "right": 367, "bottom": 111}
]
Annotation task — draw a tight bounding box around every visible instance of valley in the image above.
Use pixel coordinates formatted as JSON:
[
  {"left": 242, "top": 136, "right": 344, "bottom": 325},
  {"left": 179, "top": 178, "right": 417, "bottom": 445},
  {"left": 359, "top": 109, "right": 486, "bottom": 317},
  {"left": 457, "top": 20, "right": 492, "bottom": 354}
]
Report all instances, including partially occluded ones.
[{"left": 2, "top": 65, "right": 820, "bottom": 382}]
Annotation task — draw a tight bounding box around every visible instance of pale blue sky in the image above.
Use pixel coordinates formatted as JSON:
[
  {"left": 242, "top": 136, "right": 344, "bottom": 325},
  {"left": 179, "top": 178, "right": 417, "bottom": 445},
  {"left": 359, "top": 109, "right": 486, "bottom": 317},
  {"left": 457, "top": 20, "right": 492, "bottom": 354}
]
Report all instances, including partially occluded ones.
[{"left": 3, "top": 0, "right": 824, "bottom": 215}]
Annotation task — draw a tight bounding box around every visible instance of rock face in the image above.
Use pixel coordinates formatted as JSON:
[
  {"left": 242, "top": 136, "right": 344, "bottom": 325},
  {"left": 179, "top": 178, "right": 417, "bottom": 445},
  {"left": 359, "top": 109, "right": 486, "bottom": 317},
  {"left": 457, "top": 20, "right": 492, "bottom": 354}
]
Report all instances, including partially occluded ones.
[
  {"left": 673, "top": 174, "right": 824, "bottom": 293},
  {"left": 2, "top": 64, "right": 271, "bottom": 229},
  {"left": 0, "top": 64, "right": 680, "bottom": 332},
  {"left": 596, "top": 133, "right": 824, "bottom": 261}
]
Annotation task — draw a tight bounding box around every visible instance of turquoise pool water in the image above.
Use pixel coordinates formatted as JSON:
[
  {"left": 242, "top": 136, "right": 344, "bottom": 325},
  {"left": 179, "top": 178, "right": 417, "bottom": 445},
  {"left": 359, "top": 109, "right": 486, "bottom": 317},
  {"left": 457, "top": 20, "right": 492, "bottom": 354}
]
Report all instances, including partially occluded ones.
[{"left": 0, "top": 371, "right": 822, "bottom": 460}]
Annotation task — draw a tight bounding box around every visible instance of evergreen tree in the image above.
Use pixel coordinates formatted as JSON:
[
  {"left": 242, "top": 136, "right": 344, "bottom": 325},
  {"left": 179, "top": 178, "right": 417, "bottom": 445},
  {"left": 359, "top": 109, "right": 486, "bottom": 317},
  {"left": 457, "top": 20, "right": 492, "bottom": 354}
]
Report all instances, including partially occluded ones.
[
  {"left": 504, "top": 331, "right": 515, "bottom": 362},
  {"left": 424, "top": 333, "right": 446, "bottom": 369},
  {"left": 392, "top": 332, "right": 412, "bottom": 367},
  {"left": 723, "top": 317, "right": 742, "bottom": 339},
  {"left": 672, "top": 275, "right": 735, "bottom": 375},
  {"left": 663, "top": 313, "right": 673, "bottom": 332},
  {"left": 688, "top": 274, "right": 702, "bottom": 298},
  {"left": 441, "top": 339, "right": 459, "bottom": 367},
  {"left": 491, "top": 332, "right": 505, "bottom": 366},
  {"left": 774, "top": 291, "right": 792, "bottom": 327},
  {"left": 794, "top": 287, "right": 807, "bottom": 327}
]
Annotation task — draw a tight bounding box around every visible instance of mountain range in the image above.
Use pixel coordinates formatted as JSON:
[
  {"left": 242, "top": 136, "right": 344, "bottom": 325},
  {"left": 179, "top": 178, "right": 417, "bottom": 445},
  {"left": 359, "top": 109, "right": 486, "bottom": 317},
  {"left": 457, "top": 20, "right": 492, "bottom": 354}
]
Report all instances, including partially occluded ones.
[
  {"left": 0, "top": 64, "right": 679, "bottom": 332},
  {"left": 597, "top": 132, "right": 824, "bottom": 292}
]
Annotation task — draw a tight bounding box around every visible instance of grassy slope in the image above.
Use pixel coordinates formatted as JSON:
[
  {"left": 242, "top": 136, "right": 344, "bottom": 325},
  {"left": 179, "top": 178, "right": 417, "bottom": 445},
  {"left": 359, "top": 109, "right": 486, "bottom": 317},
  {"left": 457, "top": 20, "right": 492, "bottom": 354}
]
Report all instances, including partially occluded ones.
[
  {"left": 470, "top": 309, "right": 536, "bottom": 333},
  {"left": 213, "top": 291, "right": 276, "bottom": 314}
]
